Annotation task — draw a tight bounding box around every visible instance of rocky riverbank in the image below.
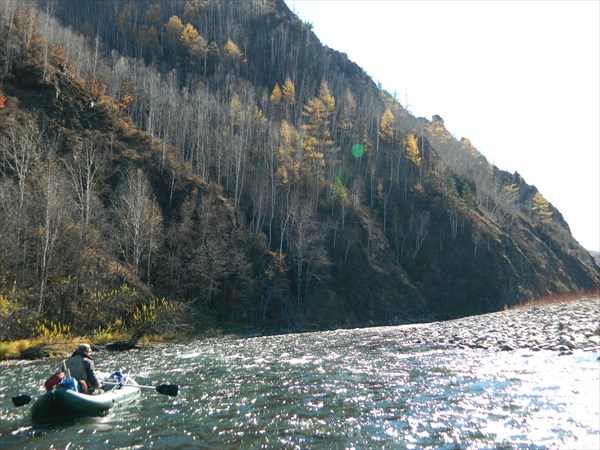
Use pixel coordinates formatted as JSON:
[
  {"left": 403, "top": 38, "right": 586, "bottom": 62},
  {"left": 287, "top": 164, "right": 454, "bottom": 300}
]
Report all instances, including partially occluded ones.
[
  {"left": 5, "top": 298, "right": 599, "bottom": 361},
  {"left": 397, "top": 297, "right": 600, "bottom": 354}
]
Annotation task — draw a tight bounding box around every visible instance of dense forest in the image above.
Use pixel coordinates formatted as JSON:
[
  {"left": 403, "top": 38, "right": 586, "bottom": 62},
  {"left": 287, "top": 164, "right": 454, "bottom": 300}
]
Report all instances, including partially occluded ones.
[{"left": 0, "top": 0, "right": 598, "bottom": 342}]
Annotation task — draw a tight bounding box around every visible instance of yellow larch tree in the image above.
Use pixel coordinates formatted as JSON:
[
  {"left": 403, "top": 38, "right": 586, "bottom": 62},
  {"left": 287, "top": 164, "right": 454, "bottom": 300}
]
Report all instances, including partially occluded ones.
[
  {"left": 270, "top": 83, "right": 282, "bottom": 104},
  {"left": 531, "top": 192, "right": 552, "bottom": 224},
  {"left": 179, "top": 23, "right": 207, "bottom": 59},
  {"left": 379, "top": 108, "right": 394, "bottom": 143},
  {"left": 277, "top": 120, "right": 300, "bottom": 185},
  {"left": 405, "top": 133, "right": 421, "bottom": 167},
  {"left": 229, "top": 93, "right": 242, "bottom": 130},
  {"left": 282, "top": 76, "right": 296, "bottom": 106},
  {"left": 223, "top": 38, "right": 243, "bottom": 61},
  {"left": 302, "top": 83, "right": 335, "bottom": 177},
  {"left": 255, "top": 106, "right": 267, "bottom": 127},
  {"left": 318, "top": 79, "right": 335, "bottom": 116},
  {"left": 165, "top": 16, "right": 184, "bottom": 46}
]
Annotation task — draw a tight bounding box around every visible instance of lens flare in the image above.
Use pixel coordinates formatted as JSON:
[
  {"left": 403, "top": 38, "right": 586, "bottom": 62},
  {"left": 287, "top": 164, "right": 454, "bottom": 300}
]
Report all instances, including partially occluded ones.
[{"left": 351, "top": 144, "right": 364, "bottom": 158}]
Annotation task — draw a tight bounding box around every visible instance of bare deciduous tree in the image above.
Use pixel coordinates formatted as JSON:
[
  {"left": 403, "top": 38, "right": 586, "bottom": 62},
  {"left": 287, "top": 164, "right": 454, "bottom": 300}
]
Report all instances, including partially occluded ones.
[{"left": 112, "top": 167, "right": 163, "bottom": 281}]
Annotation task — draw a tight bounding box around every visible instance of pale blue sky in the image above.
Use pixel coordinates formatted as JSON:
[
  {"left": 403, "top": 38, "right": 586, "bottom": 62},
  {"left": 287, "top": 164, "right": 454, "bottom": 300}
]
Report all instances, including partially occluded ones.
[{"left": 286, "top": 0, "right": 599, "bottom": 252}]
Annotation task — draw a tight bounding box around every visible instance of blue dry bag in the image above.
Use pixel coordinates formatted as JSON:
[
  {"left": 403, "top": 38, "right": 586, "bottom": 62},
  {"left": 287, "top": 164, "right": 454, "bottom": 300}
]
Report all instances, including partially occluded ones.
[
  {"left": 60, "top": 377, "right": 78, "bottom": 392},
  {"left": 111, "top": 370, "right": 124, "bottom": 382}
]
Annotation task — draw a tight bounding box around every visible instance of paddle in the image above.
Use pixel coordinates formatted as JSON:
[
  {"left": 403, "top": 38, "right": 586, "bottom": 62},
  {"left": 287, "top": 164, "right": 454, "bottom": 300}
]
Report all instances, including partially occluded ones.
[
  {"left": 104, "top": 381, "right": 179, "bottom": 397},
  {"left": 13, "top": 382, "right": 178, "bottom": 407},
  {"left": 12, "top": 393, "right": 40, "bottom": 407},
  {"left": 12, "top": 364, "right": 71, "bottom": 407}
]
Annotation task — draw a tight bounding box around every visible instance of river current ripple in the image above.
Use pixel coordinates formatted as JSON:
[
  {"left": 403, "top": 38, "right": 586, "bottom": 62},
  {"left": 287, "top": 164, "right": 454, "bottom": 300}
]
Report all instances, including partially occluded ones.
[{"left": 1, "top": 317, "right": 599, "bottom": 448}]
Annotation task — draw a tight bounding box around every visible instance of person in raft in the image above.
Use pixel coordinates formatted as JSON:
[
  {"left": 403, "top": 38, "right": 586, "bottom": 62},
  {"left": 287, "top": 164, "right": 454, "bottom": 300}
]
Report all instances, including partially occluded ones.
[{"left": 65, "top": 344, "right": 104, "bottom": 394}]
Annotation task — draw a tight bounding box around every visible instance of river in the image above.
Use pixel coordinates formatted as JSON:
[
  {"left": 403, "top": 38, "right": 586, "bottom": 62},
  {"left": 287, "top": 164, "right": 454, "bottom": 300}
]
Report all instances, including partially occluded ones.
[{"left": 1, "top": 323, "right": 599, "bottom": 449}]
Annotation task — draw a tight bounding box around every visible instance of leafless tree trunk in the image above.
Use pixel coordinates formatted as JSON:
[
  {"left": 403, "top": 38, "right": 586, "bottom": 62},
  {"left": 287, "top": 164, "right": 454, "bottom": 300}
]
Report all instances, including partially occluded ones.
[
  {"left": 289, "top": 199, "right": 330, "bottom": 317},
  {"left": 63, "top": 135, "right": 101, "bottom": 239},
  {"left": 113, "top": 167, "right": 163, "bottom": 280},
  {"left": 36, "top": 157, "right": 68, "bottom": 319}
]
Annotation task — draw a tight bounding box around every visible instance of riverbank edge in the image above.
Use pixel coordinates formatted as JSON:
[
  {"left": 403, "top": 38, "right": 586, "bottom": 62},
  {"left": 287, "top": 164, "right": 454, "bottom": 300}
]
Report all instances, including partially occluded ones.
[{"left": 2, "top": 296, "right": 599, "bottom": 361}]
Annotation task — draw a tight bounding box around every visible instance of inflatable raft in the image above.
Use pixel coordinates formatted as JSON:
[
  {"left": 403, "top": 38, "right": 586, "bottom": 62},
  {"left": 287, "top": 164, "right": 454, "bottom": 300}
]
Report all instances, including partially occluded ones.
[{"left": 30, "top": 376, "right": 140, "bottom": 420}]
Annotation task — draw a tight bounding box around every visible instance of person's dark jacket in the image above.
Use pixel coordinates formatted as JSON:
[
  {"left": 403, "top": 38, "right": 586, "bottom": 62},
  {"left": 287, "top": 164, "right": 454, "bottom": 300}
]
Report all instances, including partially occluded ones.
[{"left": 65, "top": 349, "right": 101, "bottom": 390}]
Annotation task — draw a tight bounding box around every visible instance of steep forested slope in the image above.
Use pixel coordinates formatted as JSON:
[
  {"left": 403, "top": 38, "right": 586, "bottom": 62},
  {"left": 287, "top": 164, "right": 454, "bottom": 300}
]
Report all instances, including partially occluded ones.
[{"left": 0, "top": 0, "right": 598, "bottom": 341}]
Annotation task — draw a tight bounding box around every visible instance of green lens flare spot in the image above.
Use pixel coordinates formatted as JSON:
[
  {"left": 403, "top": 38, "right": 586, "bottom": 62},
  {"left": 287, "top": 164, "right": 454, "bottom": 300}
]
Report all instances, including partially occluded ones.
[{"left": 351, "top": 144, "right": 364, "bottom": 158}]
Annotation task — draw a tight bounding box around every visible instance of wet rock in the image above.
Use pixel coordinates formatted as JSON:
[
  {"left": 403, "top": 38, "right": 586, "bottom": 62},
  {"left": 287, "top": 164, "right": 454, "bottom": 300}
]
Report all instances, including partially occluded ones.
[
  {"left": 403, "top": 298, "right": 600, "bottom": 354},
  {"left": 104, "top": 340, "right": 141, "bottom": 351},
  {"left": 559, "top": 337, "right": 576, "bottom": 350}
]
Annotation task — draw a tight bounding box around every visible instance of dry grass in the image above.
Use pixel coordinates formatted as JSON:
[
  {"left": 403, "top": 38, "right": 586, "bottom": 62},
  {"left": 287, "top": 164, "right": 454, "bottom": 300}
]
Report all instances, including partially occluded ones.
[
  {"left": 510, "top": 290, "right": 600, "bottom": 310},
  {"left": 0, "top": 339, "right": 33, "bottom": 359},
  {"left": 0, "top": 334, "right": 111, "bottom": 360},
  {"left": 0, "top": 338, "right": 78, "bottom": 360},
  {"left": 0, "top": 333, "right": 189, "bottom": 360}
]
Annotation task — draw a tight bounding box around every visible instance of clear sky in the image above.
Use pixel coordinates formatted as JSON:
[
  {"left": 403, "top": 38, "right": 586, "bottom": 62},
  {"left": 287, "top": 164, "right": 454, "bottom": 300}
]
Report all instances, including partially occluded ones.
[{"left": 285, "top": 0, "right": 600, "bottom": 252}]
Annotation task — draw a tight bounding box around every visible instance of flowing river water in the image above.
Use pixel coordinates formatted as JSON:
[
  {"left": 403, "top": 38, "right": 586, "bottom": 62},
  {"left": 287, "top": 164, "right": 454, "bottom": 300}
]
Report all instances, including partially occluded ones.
[{"left": 1, "top": 323, "right": 599, "bottom": 449}]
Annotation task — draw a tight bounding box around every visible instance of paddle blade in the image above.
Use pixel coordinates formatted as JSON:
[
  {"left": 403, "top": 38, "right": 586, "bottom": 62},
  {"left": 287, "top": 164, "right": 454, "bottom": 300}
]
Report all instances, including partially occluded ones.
[
  {"left": 12, "top": 394, "right": 33, "bottom": 407},
  {"left": 155, "top": 384, "right": 178, "bottom": 396}
]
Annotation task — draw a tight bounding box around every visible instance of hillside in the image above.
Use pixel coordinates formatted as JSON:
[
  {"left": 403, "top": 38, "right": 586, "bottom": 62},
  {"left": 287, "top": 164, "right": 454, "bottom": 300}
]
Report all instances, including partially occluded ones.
[{"left": 0, "top": 0, "right": 598, "bottom": 341}]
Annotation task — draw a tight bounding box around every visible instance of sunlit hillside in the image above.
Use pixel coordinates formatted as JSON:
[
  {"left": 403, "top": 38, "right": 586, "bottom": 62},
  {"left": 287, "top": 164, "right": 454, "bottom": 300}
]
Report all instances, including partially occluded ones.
[{"left": 0, "top": 0, "right": 598, "bottom": 342}]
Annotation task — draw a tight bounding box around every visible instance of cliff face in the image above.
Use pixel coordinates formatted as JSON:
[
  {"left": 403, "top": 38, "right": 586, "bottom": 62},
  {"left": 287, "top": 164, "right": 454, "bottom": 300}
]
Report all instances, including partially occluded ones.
[{"left": 0, "top": 0, "right": 598, "bottom": 339}]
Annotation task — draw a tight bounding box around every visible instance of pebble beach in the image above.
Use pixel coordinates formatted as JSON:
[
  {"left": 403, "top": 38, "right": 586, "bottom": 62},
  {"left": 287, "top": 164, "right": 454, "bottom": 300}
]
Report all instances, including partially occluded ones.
[{"left": 399, "top": 297, "right": 600, "bottom": 354}]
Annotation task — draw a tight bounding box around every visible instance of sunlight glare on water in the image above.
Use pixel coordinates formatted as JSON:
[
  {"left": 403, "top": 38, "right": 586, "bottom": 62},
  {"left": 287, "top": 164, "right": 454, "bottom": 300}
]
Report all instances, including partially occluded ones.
[{"left": 1, "top": 326, "right": 599, "bottom": 449}]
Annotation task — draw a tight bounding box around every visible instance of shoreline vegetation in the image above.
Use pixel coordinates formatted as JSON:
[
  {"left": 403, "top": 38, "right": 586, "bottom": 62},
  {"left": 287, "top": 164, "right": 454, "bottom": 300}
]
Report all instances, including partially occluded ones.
[{"left": 2, "top": 293, "right": 598, "bottom": 361}]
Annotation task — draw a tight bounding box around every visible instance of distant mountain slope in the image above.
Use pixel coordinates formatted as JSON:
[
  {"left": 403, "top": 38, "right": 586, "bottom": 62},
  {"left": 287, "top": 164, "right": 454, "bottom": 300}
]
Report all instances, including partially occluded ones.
[
  {"left": 0, "top": 0, "right": 597, "bottom": 340},
  {"left": 591, "top": 251, "right": 600, "bottom": 266}
]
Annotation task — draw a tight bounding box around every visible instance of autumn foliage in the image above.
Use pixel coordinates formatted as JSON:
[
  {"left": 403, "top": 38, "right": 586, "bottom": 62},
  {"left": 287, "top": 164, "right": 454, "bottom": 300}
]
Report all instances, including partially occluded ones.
[{"left": 0, "top": 0, "right": 597, "bottom": 346}]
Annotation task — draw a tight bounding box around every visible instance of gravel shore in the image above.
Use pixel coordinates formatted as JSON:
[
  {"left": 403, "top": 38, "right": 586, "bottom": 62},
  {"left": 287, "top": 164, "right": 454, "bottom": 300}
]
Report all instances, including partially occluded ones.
[{"left": 401, "top": 297, "right": 600, "bottom": 354}]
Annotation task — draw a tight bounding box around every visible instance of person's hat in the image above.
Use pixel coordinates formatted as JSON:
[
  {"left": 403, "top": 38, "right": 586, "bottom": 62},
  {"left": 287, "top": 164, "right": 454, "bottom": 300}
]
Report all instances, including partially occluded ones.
[{"left": 78, "top": 344, "right": 92, "bottom": 354}]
